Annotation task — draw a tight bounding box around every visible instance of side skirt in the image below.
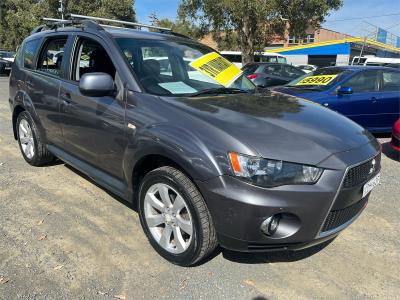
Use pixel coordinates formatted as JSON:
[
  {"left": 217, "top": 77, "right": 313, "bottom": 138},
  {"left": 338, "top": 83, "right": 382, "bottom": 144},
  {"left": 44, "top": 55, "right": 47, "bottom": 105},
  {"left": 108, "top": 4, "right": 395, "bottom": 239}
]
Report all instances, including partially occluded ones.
[{"left": 47, "top": 144, "right": 128, "bottom": 200}]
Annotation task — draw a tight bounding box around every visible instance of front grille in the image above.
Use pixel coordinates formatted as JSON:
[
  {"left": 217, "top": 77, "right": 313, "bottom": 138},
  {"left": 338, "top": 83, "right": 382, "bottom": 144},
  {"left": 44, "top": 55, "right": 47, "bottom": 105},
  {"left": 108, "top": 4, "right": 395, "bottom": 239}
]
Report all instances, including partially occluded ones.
[
  {"left": 321, "top": 197, "right": 368, "bottom": 232},
  {"left": 343, "top": 153, "right": 381, "bottom": 188}
]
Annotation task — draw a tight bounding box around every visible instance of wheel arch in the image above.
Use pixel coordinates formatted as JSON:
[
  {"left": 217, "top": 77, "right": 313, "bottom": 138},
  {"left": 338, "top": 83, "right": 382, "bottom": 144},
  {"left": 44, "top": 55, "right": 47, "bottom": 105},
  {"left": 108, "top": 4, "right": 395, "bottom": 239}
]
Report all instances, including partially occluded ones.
[
  {"left": 12, "top": 105, "right": 25, "bottom": 140},
  {"left": 129, "top": 152, "right": 200, "bottom": 207},
  {"left": 12, "top": 91, "right": 46, "bottom": 142}
]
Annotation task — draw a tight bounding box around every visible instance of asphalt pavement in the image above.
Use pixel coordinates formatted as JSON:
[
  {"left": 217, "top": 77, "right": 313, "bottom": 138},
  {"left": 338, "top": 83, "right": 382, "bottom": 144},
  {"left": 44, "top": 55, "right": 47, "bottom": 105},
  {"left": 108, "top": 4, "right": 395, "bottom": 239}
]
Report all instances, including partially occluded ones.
[{"left": 0, "top": 76, "right": 399, "bottom": 299}]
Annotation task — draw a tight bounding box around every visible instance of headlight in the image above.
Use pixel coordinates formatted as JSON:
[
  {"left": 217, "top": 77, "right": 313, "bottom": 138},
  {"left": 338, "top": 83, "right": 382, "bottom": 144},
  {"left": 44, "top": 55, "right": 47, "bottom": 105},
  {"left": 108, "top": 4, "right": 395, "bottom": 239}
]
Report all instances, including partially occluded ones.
[{"left": 228, "top": 152, "right": 323, "bottom": 188}]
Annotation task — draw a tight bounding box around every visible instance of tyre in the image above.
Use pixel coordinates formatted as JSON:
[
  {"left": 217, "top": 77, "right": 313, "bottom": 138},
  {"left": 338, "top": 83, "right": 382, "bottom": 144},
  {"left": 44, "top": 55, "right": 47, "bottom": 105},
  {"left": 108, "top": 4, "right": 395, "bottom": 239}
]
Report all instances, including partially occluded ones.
[
  {"left": 138, "top": 166, "right": 218, "bottom": 266},
  {"left": 16, "top": 111, "right": 54, "bottom": 166}
]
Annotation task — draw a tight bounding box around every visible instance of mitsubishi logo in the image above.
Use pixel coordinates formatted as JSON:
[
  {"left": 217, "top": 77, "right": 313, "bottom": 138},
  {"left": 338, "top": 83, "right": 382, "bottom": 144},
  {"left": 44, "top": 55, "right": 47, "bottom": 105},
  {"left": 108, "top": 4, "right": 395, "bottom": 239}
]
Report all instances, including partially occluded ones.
[{"left": 369, "top": 159, "right": 376, "bottom": 175}]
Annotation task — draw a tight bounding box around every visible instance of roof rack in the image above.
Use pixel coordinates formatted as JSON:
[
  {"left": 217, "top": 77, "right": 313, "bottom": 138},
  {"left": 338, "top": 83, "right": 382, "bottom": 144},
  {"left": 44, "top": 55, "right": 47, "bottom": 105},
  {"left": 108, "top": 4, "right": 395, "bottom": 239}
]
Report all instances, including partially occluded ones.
[
  {"left": 31, "top": 15, "right": 191, "bottom": 39},
  {"left": 68, "top": 14, "right": 172, "bottom": 32},
  {"left": 31, "top": 17, "right": 102, "bottom": 34}
]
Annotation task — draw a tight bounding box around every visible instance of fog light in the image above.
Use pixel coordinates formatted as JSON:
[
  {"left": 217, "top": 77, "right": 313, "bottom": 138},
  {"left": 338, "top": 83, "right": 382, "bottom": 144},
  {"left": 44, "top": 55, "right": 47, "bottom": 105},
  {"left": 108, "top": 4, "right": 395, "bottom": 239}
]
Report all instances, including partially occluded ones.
[{"left": 261, "top": 214, "right": 281, "bottom": 236}]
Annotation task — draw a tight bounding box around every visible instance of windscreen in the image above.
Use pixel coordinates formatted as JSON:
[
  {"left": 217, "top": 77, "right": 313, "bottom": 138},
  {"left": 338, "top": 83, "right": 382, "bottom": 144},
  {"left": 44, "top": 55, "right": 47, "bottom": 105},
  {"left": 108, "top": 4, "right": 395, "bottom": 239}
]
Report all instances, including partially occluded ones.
[
  {"left": 286, "top": 68, "right": 352, "bottom": 91},
  {"left": 117, "top": 39, "right": 255, "bottom": 96}
]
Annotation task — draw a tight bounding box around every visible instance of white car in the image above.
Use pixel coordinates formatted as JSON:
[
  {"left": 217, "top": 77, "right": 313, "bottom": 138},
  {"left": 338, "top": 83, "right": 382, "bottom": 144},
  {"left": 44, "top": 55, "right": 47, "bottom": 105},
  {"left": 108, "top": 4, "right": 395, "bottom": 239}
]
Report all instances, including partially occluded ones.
[
  {"left": 296, "top": 64, "right": 318, "bottom": 73},
  {"left": 220, "top": 51, "right": 287, "bottom": 68}
]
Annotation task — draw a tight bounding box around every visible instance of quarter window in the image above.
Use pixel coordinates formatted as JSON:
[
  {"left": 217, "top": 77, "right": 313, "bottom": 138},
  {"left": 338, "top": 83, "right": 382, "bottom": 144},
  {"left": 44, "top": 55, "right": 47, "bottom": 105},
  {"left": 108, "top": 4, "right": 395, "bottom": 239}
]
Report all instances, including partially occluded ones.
[
  {"left": 381, "top": 71, "right": 400, "bottom": 92},
  {"left": 23, "top": 39, "right": 41, "bottom": 69},
  {"left": 38, "top": 37, "right": 68, "bottom": 77}
]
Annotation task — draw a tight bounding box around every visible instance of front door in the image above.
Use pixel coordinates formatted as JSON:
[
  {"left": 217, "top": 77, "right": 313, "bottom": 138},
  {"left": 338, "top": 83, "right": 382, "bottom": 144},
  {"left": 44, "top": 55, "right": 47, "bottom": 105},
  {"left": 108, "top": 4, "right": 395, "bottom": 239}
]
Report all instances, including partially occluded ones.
[
  {"left": 331, "top": 70, "right": 380, "bottom": 130},
  {"left": 59, "top": 35, "right": 127, "bottom": 180}
]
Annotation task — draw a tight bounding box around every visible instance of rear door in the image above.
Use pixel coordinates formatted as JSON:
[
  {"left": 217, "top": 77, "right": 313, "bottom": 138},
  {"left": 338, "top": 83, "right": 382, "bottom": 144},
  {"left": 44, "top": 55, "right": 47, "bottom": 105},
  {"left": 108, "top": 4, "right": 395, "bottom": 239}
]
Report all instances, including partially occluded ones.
[
  {"left": 377, "top": 70, "right": 400, "bottom": 130},
  {"left": 58, "top": 34, "right": 127, "bottom": 180},
  {"left": 26, "top": 34, "right": 71, "bottom": 146},
  {"left": 331, "top": 70, "right": 380, "bottom": 130}
]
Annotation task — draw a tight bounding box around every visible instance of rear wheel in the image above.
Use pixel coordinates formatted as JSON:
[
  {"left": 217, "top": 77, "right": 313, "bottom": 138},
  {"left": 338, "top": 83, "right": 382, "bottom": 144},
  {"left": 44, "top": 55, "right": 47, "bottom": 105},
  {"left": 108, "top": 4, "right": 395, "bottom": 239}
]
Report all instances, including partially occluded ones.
[
  {"left": 16, "top": 111, "right": 54, "bottom": 166},
  {"left": 138, "top": 166, "right": 217, "bottom": 266}
]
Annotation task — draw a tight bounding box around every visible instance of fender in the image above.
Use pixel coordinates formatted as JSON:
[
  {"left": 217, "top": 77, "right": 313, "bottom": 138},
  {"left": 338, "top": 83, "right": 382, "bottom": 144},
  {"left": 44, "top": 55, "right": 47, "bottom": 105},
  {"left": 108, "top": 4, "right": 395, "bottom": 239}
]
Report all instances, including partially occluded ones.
[
  {"left": 122, "top": 123, "right": 226, "bottom": 197},
  {"left": 12, "top": 90, "right": 47, "bottom": 142}
]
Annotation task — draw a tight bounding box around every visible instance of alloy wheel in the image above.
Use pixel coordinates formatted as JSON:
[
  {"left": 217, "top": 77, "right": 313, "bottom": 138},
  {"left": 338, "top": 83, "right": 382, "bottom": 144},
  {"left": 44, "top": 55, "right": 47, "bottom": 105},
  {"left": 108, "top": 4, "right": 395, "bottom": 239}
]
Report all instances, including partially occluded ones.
[{"left": 144, "top": 183, "right": 193, "bottom": 254}]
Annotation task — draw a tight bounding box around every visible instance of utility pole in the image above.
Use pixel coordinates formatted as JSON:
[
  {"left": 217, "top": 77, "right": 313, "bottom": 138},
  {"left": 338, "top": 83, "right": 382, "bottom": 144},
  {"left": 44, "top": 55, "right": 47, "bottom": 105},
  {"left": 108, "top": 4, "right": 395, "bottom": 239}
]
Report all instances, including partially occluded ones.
[{"left": 58, "top": 0, "right": 64, "bottom": 20}]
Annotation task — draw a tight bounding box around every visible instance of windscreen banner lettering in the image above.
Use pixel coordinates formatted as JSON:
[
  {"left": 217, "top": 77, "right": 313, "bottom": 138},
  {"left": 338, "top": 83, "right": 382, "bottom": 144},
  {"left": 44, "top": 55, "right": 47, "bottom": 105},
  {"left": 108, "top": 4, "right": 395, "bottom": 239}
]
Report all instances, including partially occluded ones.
[
  {"left": 295, "top": 75, "right": 338, "bottom": 86},
  {"left": 190, "top": 52, "right": 243, "bottom": 87}
]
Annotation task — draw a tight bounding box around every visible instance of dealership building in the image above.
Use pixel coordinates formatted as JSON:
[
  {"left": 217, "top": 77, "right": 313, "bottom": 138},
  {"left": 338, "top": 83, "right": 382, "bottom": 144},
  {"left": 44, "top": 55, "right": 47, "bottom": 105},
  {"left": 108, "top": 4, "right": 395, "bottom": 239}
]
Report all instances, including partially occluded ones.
[{"left": 268, "top": 37, "right": 400, "bottom": 67}]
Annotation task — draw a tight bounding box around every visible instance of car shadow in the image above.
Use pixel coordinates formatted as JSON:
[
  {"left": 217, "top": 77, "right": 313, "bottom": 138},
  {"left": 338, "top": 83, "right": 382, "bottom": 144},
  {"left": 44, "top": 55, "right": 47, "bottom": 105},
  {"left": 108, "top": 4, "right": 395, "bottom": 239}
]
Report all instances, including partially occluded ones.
[
  {"left": 219, "top": 238, "right": 335, "bottom": 264},
  {"left": 63, "top": 163, "right": 138, "bottom": 212},
  {"left": 381, "top": 141, "right": 399, "bottom": 162}
]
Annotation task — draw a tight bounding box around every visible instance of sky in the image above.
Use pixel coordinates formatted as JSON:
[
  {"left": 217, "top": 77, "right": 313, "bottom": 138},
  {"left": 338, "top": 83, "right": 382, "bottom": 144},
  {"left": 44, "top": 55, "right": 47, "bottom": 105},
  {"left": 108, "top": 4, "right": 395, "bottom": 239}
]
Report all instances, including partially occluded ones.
[{"left": 135, "top": 0, "right": 400, "bottom": 38}]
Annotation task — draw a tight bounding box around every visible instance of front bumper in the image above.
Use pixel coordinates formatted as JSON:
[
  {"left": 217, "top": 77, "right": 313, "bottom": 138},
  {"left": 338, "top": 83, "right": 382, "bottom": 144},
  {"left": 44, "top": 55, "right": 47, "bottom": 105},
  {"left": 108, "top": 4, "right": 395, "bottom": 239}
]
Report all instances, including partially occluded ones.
[{"left": 196, "top": 141, "right": 380, "bottom": 252}]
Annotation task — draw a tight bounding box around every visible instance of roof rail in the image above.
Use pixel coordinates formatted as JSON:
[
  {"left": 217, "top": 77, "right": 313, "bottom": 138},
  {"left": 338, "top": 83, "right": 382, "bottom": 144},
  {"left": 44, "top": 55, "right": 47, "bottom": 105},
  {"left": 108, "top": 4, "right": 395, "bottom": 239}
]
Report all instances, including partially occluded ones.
[
  {"left": 68, "top": 14, "right": 172, "bottom": 32},
  {"left": 32, "top": 15, "right": 188, "bottom": 39},
  {"left": 31, "top": 17, "right": 103, "bottom": 34}
]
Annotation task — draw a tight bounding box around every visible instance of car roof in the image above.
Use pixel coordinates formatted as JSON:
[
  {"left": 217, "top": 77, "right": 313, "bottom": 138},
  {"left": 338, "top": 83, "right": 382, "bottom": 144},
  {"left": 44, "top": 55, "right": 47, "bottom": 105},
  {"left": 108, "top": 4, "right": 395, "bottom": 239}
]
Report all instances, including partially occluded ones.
[
  {"left": 244, "top": 62, "right": 293, "bottom": 67},
  {"left": 321, "top": 65, "right": 399, "bottom": 71}
]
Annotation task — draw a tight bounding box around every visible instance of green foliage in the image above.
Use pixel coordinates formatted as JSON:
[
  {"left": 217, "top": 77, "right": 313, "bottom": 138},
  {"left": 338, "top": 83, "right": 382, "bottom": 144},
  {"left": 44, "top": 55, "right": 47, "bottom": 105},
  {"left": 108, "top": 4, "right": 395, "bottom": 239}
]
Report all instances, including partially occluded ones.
[
  {"left": 0, "top": 0, "right": 136, "bottom": 50},
  {"left": 178, "top": 0, "right": 343, "bottom": 64},
  {"left": 149, "top": 13, "right": 202, "bottom": 39}
]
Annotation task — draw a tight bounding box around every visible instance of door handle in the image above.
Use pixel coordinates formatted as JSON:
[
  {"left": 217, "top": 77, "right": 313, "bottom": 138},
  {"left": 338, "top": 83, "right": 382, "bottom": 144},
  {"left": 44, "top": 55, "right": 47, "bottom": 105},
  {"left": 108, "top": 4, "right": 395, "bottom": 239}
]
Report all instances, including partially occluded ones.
[{"left": 370, "top": 97, "right": 378, "bottom": 103}]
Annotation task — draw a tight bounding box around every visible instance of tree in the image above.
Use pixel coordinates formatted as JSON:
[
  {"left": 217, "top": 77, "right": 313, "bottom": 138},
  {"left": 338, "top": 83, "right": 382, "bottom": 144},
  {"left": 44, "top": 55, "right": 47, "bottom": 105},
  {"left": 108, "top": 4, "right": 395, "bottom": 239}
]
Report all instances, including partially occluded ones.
[
  {"left": 0, "top": 0, "right": 136, "bottom": 50},
  {"left": 178, "top": 0, "right": 343, "bottom": 64},
  {"left": 149, "top": 13, "right": 201, "bottom": 39}
]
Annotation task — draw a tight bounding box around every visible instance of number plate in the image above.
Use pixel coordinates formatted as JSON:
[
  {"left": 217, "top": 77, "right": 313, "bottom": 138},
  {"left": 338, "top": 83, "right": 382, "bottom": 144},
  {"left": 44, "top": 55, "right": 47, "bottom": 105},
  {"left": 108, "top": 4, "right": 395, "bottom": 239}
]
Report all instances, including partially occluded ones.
[{"left": 362, "top": 173, "right": 380, "bottom": 198}]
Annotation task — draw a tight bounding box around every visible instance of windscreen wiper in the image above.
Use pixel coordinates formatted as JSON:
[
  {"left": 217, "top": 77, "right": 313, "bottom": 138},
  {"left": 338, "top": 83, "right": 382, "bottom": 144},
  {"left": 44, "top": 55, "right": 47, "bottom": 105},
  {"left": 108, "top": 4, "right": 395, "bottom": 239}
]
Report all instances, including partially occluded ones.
[
  {"left": 286, "top": 85, "right": 322, "bottom": 91},
  {"left": 189, "top": 87, "right": 249, "bottom": 97}
]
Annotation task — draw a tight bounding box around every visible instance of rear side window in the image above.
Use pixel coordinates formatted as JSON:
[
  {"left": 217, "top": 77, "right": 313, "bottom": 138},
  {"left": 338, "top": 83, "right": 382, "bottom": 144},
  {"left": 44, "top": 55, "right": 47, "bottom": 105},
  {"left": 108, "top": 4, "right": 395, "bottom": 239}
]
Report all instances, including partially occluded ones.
[
  {"left": 242, "top": 64, "right": 258, "bottom": 75},
  {"left": 283, "top": 65, "right": 304, "bottom": 79},
  {"left": 381, "top": 71, "right": 400, "bottom": 92},
  {"left": 263, "top": 64, "right": 282, "bottom": 76},
  {"left": 37, "top": 37, "right": 68, "bottom": 77},
  {"left": 23, "top": 39, "right": 41, "bottom": 69}
]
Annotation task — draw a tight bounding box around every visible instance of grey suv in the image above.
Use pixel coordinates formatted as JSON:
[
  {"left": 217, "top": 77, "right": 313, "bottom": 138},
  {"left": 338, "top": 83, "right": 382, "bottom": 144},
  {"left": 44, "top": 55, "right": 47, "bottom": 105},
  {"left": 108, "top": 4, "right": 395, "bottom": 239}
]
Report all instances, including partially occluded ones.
[{"left": 9, "top": 16, "right": 381, "bottom": 266}]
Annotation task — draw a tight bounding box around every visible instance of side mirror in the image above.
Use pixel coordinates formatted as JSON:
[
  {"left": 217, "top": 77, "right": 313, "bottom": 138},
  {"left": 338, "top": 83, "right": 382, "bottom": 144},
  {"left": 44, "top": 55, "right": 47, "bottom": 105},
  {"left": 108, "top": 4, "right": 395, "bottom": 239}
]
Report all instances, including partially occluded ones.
[
  {"left": 337, "top": 86, "right": 353, "bottom": 95},
  {"left": 79, "top": 72, "right": 114, "bottom": 97}
]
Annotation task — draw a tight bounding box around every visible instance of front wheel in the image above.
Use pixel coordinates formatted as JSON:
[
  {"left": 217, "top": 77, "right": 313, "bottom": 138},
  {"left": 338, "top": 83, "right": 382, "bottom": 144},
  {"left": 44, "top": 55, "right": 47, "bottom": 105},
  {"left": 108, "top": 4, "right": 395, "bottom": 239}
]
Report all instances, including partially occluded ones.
[{"left": 138, "top": 166, "right": 218, "bottom": 266}]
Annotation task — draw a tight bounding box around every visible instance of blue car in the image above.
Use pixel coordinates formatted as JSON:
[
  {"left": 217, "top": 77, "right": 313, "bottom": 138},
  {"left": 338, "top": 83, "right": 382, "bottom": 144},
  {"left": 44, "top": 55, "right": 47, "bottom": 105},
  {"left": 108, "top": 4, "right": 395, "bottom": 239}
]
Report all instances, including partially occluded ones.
[{"left": 274, "top": 66, "right": 400, "bottom": 133}]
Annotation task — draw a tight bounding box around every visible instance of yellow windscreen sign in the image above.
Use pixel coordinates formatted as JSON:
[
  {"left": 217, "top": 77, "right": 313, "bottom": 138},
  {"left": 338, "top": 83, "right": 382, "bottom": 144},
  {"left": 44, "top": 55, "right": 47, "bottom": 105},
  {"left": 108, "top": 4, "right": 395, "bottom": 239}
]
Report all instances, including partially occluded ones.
[
  {"left": 295, "top": 75, "right": 338, "bottom": 86},
  {"left": 189, "top": 52, "right": 242, "bottom": 87}
]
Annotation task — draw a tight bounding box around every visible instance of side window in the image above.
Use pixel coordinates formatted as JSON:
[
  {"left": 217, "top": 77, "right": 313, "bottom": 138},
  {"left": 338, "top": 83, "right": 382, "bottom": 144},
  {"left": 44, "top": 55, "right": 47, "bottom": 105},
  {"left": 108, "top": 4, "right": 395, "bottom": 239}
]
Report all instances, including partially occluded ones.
[
  {"left": 283, "top": 66, "right": 304, "bottom": 79},
  {"left": 37, "top": 37, "right": 68, "bottom": 77},
  {"left": 141, "top": 46, "right": 171, "bottom": 78},
  {"left": 23, "top": 39, "right": 41, "bottom": 69},
  {"left": 344, "top": 70, "right": 379, "bottom": 93},
  {"left": 381, "top": 71, "right": 400, "bottom": 92},
  {"left": 73, "top": 38, "right": 116, "bottom": 81},
  {"left": 264, "top": 65, "right": 282, "bottom": 76},
  {"left": 242, "top": 64, "right": 258, "bottom": 75}
]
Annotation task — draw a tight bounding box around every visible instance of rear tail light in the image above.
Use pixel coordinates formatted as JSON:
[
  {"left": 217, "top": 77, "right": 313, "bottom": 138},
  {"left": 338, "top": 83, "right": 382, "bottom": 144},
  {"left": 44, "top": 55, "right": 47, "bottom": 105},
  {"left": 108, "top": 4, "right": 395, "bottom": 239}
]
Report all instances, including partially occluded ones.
[{"left": 246, "top": 74, "right": 258, "bottom": 80}]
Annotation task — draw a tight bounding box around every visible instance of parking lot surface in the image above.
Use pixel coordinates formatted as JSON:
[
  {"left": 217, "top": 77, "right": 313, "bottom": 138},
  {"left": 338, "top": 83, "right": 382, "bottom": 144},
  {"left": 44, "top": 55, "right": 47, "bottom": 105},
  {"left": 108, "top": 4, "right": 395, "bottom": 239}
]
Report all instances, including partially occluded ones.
[{"left": 0, "top": 76, "right": 399, "bottom": 299}]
